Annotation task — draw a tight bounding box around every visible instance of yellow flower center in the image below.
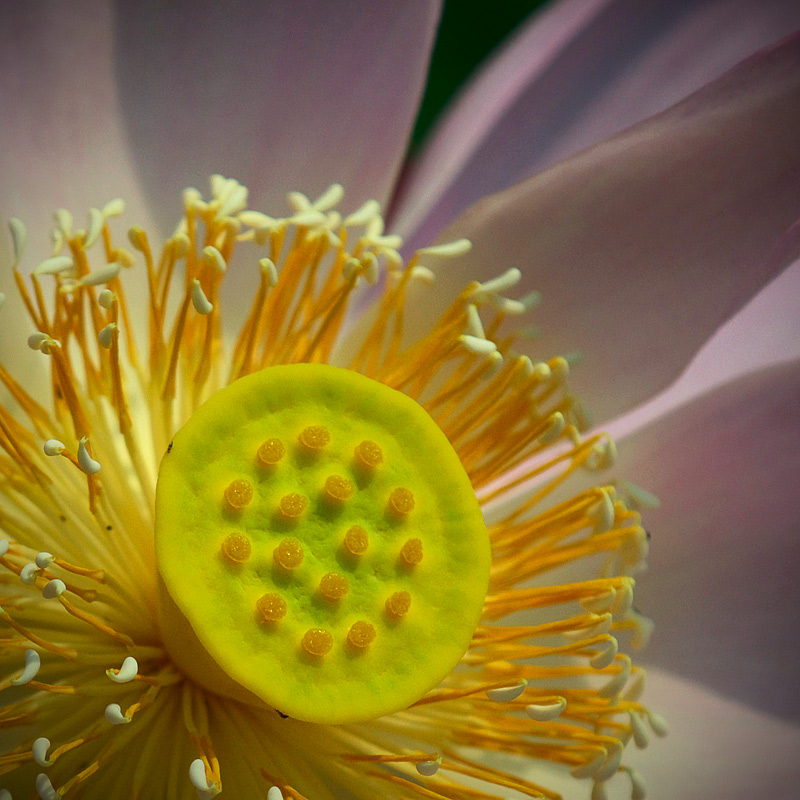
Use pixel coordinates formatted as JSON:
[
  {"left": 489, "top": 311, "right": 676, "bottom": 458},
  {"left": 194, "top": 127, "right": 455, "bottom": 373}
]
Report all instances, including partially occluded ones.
[{"left": 155, "top": 363, "right": 490, "bottom": 723}]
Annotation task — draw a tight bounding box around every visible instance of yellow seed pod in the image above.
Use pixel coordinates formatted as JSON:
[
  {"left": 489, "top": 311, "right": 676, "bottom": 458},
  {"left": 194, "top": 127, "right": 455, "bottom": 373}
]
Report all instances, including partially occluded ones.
[{"left": 155, "top": 363, "right": 489, "bottom": 725}]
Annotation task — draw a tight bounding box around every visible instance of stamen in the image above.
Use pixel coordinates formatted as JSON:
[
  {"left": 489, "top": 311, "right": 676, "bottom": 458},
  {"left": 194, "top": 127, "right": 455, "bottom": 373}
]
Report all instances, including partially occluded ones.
[
  {"left": 8, "top": 217, "right": 26, "bottom": 266},
  {"left": 189, "top": 758, "right": 221, "bottom": 799},
  {"left": 416, "top": 239, "right": 472, "bottom": 258},
  {"left": 33, "top": 255, "right": 74, "bottom": 276},
  {"left": 267, "top": 788, "right": 285, "bottom": 800},
  {"left": 77, "top": 438, "right": 101, "bottom": 474},
  {"left": 36, "top": 773, "right": 58, "bottom": 800},
  {"left": 32, "top": 737, "right": 51, "bottom": 766},
  {"left": 11, "top": 648, "right": 41, "bottom": 685},
  {"left": 42, "top": 579, "right": 66, "bottom": 599},
  {"left": 104, "top": 703, "right": 130, "bottom": 725},
  {"left": 525, "top": 697, "right": 567, "bottom": 721},
  {"left": 107, "top": 656, "right": 139, "bottom": 684},
  {"left": 486, "top": 680, "right": 527, "bottom": 702}
]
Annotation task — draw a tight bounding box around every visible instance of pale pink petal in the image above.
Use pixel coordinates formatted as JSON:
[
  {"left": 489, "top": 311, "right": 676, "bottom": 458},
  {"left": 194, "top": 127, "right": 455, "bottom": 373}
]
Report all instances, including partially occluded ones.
[
  {"left": 394, "top": 0, "right": 800, "bottom": 248},
  {"left": 390, "top": 0, "right": 614, "bottom": 238},
  {"left": 409, "top": 35, "right": 800, "bottom": 423},
  {"left": 0, "top": 0, "right": 155, "bottom": 361},
  {"left": 624, "top": 668, "right": 800, "bottom": 799},
  {"left": 113, "top": 0, "right": 441, "bottom": 231},
  {"left": 612, "top": 361, "right": 800, "bottom": 721}
]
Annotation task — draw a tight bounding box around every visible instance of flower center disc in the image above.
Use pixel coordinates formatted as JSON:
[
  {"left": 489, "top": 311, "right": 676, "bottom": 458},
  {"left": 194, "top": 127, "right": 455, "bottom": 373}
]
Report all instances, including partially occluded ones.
[{"left": 155, "top": 363, "right": 490, "bottom": 724}]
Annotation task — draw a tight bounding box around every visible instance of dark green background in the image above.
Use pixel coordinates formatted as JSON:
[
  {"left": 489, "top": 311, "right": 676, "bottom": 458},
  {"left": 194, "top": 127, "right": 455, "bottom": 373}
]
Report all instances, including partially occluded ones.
[{"left": 411, "top": 0, "right": 549, "bottom": 148}]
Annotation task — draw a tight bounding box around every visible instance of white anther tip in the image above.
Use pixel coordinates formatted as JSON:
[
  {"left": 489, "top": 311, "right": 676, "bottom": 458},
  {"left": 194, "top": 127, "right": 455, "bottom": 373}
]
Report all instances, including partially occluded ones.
[
  {"left": 98, "top": 289, "right": 115, "bottom": 309},
  {"left": 0, "top": 540, "right": 8, "bottom": 557},
  {"left": 486, "top": 680, "right": 527, "bottom": 702},
  {"left": 539, "top": 412, "right": 565, "bottom": 445},
  {"left": 35, "top": 773, "right": 58, "bottom": 800},
  {"left": 98, "top": 323, "right": 117, "bottom": 349},
  {"left": 259, "top": 258, "right": 278, "bottom": 286},
  {"left": 591, "top": 781, "right": 609, "bottom": 800},
  {"left": 202, "top": 245, "right": 226, "bottom": 273},
  {"left": 570, "top": 750, "right": 607, "bottom": 779},
  {"left": 43, "top": 439, "right": 65, "bottom": 457},
  {"left": 11, "top": 649, "right": 41, "bottom": 685},
  {"left": 267, "top": 788, "right": 284, "bottom": 800},
  {"left": 0, "top": 788, "right": 12, "bottom": 800},
  {"left": 189, "top": 759, "right": 220, "bottom": 797},
  {"left": 107, "top": 656, "right": 139, "bottom": 683},
  {"left": 42, "top": 579, "right": 66, "bottom": 599},
  {"left": 594, "top": 742, "right": 623, "bottom": 782},
  {"left": 630, "top": 768, "right": 647, "bottom": 800},
  {"left": 20, "top": 563, "right": 39, "bottom": 586},
  {"left": 77, "top": 438, "right": 101, "bottom": 474},
  {"left": 417, "top": 238, "right": 472, "bottom": 258},
  {"left": 32, "top": 737, "right": 51, "bottom": 767},
  {"left": 27, "top": 332, "right": 49, "bottom": 351},
  {"left": 35, "top": 552, "right": 54, "bottom": 569},
  {"left": 459, "top": 334, "right": 497, "bottom": 356},
  {"left": 525, "top": 697, "right": 566, "bottom": 721},
  {"left": 629, "top": 711, "right": 649, "bottom": 749},
  {"left": 104, "top": 703, "right": 130, "bottom": 725},
  {"left": 590, "top": 638, "right": 619, "bottom": 670},
  {"left": 416, "top": 756, "right": 442, "bottom": 777},
  {"left": 191, "top": 280, "right": 213, "bottom": 315},
  {"left": 647, "top": 711, "right": 669, "bottom": 737},
  {"left": 33, "top": 255, "right": 74, "bottom": 277}
]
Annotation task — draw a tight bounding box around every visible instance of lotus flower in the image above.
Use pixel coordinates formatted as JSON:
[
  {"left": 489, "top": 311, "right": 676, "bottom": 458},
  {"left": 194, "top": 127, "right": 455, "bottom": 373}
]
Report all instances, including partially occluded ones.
[{"left": 1, "top": 2, "right": 799, "bottom": 799}]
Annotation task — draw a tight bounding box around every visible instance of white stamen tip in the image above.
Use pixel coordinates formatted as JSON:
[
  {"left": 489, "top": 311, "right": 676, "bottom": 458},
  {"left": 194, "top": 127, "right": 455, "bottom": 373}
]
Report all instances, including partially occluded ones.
[
  {"left": 35, "top": 552, "right": 54, "bottom": 569},
  {"left": 525, "top": 697, "right": 566, "bottom": 721},
  {"left": 20, "top": 563, "right": 40, "bottom": 585},
  {"left": 98, "top": 289, "right": 116, "bottom": 309},
  {"left": 618, "top": 479, "right": 661, "bottom": 510},
  {"left": 79, "top": 262, "right": 121, "bottom": 287},
  {"left": 54, "top": 209, "right": 73, "bottom": 237},
  {"left": 599, "top": 659, "right": 631, "bottom": 698},
  {"left": 85, "top": 208, "right": 104, "bottom": 248},
  {"left": 313, "top": 183, "right": 344, "bottom": 211},
  {"left": 35, "top": 773, "right": 58, "bottom": 800},
  {"left": 486, "top": 680, "right": 527, "bottom": 702},
  {"left": 363, "top": 253, "right": 379, "bottom": 285},
  {"left": 417, "top": 238, "right": 472, "bottom": 258},
  {"left": 28, "top": 332, "right": 50, "bottom": 351},
  {"left": 203, "top": 245, "right": 226, "bottom": 273},
  {"left": 77, "top": 438, "right": 101, "bottom": 474},
  {"left": 191, "top": 280, "right": 213, "bottom": 315},
  {"left": 107, "top": 656, "right": 139, "bottom": 684},
  {"left": 98, "top": 323, "right": 117, "bottom": 350},
  {"left": 259, "top": 258, "right": 278, "bottom": 287},
  {"left": 32, "top": 737, "right": 51, "bottom": 767},
  {"left": 466, "top": 304, "right": 485, "bottom": 339},
  {"left": 590, "top": 638, "right": 619, "bottom": 670},
  {"left": 459, "top": 334, "right": 497, "bottom": 356},
  {"left": 0, "top": 539, "right": 8, "bottom": 557},
  {"left": 102, "top": 198, "right": 126, "bottom": 218},
  {"left": 471, "top": 268, "right": 521, "bottom": 300},
  {"left": 416, "top": 756, "right": 442, "bottom": 777},
  {"left": 595, "top": 742, "right": 623, "bottom": 782},
  {"left": 104, "top": 703, "right": 130, "bottom": 725},
  {"left": 11, "top": 649, "right": 41, "bottom": 685},
  {"left": 343, "top": 199, "right": 380, "bottom": 227},
  {"left": 629, "top": 711, "right": 649, "bottom": 749},
  {"left": 0, "top": 292, "right": 4, "bottom": 310},
  {"left": 43, "top": 439, "right": 65, "bottom": 457},
  {"left": 538, "top": 412, "right": 565, "bottom": 445},
  {"left": 267, "top": 788, "right": 284, "bottom": 800},
  {"left": 409, "top": 265, "right": 435, "bottom": 284},
  {"left": 647, "top": 711, "right": 669, "bottom": 737},
  {"left": 581, "top": 589, "right": 617, "bottom": 613},
  {"left": 33, "top": 255, "right": 74, "bottom": 276},
  {"left": 612, "top": 582, "right": 634, "bottom": 616},
  {"left": 590, "top": 489, "right": 615, "bottom": 534},
  {"left": 629, "top": 767, "right": 647, "bottom": 800},
  {"left": 42, "top": 579, "right": 66, "bottom": 599},
  {"left": 9, "top": 217, "right": 27, "bottom": 266},
  {"left": 571, "top": 750, "right": 607, "bottom": 779},
  {"left": 0, "top": 788, "right": 12, "bottom": 800},
  {"left": 189, "top": 758, "right": 220, "bottom": 798}
]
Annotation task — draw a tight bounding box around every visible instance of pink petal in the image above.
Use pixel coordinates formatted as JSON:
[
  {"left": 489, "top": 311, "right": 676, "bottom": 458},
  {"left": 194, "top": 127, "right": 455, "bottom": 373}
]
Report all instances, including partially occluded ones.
[
  {"left": 613, "top": 360, "right": 800, "bottom": 721},
  {"left": 0, "top": 0, "right": 156, "bottom": 360},
  {"left": 409, "top": 35, "right": 800, "bottom": 424},
  {"left": 393, "top": 0, "right": 800, "bottom": 247},
  {"left": 625, "top": 668, "right": 800, "bottom": 799},
  {"left": 113, "top": 0, "right": 441, "bottom": 231}
]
